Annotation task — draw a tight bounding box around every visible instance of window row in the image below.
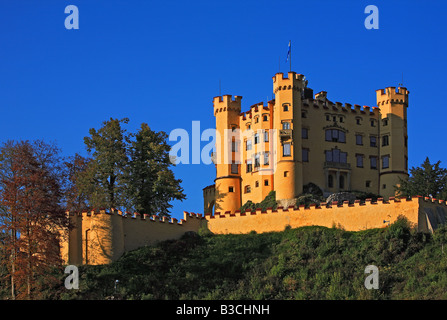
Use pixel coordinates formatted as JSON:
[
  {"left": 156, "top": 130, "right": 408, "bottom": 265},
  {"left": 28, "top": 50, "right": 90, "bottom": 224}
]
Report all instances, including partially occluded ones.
[
  {"left": 355, "top": 134, "right": 389, "bottom": 147},
  {"left": 325, "top": 115, "right": 388, "bottom": 127},
  {"left": 355, "top": 154, "right": 389, "bottom": 169},
  {"left": 243, "top": 180, "right": 271, "bottom": 193},
  {"left": 245, "top": 131, "right": 270, "bottom": 150}
]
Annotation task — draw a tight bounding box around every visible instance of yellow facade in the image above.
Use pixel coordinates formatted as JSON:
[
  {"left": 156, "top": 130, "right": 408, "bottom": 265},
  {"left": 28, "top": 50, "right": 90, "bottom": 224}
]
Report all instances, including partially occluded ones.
[
  {"left": 204, "top": 71, "right": 410, "bottom": 214},
  {"left": 60, "top": 210, "right": 205, "bottom": 265}
]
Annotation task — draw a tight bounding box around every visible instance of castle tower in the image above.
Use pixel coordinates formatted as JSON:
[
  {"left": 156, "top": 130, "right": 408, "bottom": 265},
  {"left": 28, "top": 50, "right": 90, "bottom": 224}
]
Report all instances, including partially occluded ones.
[
  {"left": 376, "top": 86, "right": 410, "bottom": 198},
  {"left": 213, "top": 95, "right": 242, "bottom": 213},
  {"left": 272, "top": 72, "right": 306, "bottom": 204}
]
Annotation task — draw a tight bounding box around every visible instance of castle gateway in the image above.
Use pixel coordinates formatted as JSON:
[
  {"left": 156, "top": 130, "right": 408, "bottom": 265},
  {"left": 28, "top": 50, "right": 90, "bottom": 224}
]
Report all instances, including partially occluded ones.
[{"left": 203, "top": 71, "right": 409, "bottom": 214}]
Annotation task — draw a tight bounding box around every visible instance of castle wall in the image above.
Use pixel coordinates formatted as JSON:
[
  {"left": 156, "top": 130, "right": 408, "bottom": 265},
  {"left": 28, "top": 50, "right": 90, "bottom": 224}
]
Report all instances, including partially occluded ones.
[
  {"left": 61, "top": 210, "right": 205, "bottom": 265},
  {"left": 205, "top": 196, "right": 446, "bottom": 235}
]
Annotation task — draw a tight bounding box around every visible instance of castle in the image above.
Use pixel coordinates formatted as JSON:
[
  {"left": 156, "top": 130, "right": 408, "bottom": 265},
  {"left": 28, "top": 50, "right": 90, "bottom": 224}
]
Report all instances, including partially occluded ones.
[
  {"left": 60, "top": 71, "right": 447, "bottom": 266},
  {"left": 203, "top": 71, "right": 409, "bottom": 214}
]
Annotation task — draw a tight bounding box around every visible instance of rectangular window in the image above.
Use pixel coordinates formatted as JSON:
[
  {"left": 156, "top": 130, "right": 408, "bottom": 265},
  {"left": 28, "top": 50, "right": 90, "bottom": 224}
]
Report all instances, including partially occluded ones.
[
  {"left": 302, "top": 128, "right": 308, "bottom": 139},
  {"left": 229, "top": 186, "right": 234, "bottom": 193},
  {"left": 382, "top": 155, "right": 389, "bottom": 169},
  {"left": 370, "top": 156, "right": 377, "bottom": 169},
  {"left": 356, "top": 134, "right": 363, "bottom": 145},
  {"left": 382, "top": 135, "right": 389, "bottom": 146},
  {"left": 302, "top": 149, "right": 309, "bottom": 162},
  {"left": 325, "top": 129, "right": 332, "bottom": 141},
  {"left": 370, "top": 136, "right": 377, "bottom": 147},
  {"left": 326, "top": 129, "right": 345, "bottom": 142},
  {"left": 325, "top": 150, "right": 333, "bottom": 162},
  {"left": 333, "top": 148, "right": 340, "bottom": 163},
  {"left": 356, "top": 154, "right": 364, "bottom": 168},
  {"left": 231, "top": 164, "right": 238, "bottom": 174},
  {"left": 246, "top": 160, "right": 252, "bottom": 173},
  {"left": 283, "top": 143, "right": 291, "bottom": 156},
  {"left": 264, "top": 179, "right": 269, "bottom": 186},
  {"left": 254, "top": 133, "right": 259, "bottom": 144},
  {"left": 282, "top": 122, "right": 291, "bottom": 130},
  {"left": 254, "top": 154, "right": 260, "bottom": 168},
  {"left": 339, "top": 130, "right": 346, "bottom": 143},
  {"left": 231, "top": 140, "right": 237, "bottom": 152},
  {"left": 263, "top": 152, "right": 269, "bottom": 165},
  {"left": 246, "top": 139, "right": 252, "bottom": 151},
  {"left": 366, "top": 181, "right": 371, "bottom": 188},
  {"left": 264, "top": 130, "right": 269, "bottom": 142},
  {"left": 340, "top": 151, "right": 347, "bottom": 163}
]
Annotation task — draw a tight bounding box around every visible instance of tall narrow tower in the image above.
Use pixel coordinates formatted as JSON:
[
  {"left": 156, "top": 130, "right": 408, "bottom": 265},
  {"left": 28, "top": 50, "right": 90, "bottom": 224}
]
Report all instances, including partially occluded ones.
[
  {"left": 213, "top": 95, "right": 242, "bottom": 213},
  {"left": 272, "top": 72, "right": 306, "bottom": 204},
  {"left": 376, "top": 86, "right": 410, "bottom": 198}
]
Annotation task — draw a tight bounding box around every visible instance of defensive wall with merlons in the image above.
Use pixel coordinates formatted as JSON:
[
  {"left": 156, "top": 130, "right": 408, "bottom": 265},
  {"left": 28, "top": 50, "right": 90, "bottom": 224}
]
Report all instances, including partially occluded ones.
[
  {"left": 203, "top": 196, "right": 447, "bottom": 235},
  {"left": 60, "top": 210, "right": 206, "bottom": 265},
  {"left": 60, "top": 196, "right": 447, "bottom": 265}
]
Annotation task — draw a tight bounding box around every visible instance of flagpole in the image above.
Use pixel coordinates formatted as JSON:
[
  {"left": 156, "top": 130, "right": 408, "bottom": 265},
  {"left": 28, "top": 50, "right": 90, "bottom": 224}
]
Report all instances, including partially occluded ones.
[{"left": 289, "top": 40, "right": 291, "bottom": 72}]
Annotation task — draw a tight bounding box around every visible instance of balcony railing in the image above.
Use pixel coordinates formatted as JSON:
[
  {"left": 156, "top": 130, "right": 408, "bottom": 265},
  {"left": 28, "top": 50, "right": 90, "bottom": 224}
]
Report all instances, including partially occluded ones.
[
  {"left": 279, "top": 129, "right": 292, "bottom": 140},
  {"left": 324, "top": 161, "right": 351, "bottom": 169}
]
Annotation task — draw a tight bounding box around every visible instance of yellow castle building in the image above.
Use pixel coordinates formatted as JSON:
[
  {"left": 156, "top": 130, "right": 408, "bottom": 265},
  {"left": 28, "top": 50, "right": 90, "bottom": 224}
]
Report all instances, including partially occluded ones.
[
  {"left": 203, "top": 71, "right": 410, "bottom": 214},
  {"left": 60, "top": 70, "right": 447, "bottom": 266}
]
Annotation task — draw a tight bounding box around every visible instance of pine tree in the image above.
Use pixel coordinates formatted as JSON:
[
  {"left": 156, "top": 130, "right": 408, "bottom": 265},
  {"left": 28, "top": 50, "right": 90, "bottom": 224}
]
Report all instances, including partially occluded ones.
[
  {"left": 126, "top": 123, "right": 186, "bottom": 217},
  {"left": 397, "top": 157, "right": 447, "bottom": 200},
  {"left": 80, "top": 118, "right": 130, "bottom": 210}
]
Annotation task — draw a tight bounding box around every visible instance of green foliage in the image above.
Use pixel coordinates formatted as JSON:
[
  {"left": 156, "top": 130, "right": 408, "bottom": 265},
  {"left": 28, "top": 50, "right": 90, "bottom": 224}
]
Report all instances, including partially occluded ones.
[
  {"left": 24, "top": 218, "right": 447, "bottom": 300},
  {"left": 239, "top": 191, "right": 277, "bottom": 212},
  {"left": 78, "top": 118, "right": 185, "bottom": 216},
  {"left": 396, "top": 157, "right": 447, "bottom": 200}
]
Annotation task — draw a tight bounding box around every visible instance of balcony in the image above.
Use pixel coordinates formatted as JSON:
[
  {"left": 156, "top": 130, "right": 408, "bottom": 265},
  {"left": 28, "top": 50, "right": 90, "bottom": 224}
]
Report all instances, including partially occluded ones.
[
  {"left": 279, "top": 129, "right": 292, "bottom": 140},
  {"left": 324, "top": 161, "right": 351, "bottom": 170}
]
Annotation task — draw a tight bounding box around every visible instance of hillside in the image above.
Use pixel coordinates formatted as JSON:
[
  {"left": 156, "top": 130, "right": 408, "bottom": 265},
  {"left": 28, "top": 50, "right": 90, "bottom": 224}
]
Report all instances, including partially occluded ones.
[{"left": 19, "top": 217, "right": 447, "bottom": 300}]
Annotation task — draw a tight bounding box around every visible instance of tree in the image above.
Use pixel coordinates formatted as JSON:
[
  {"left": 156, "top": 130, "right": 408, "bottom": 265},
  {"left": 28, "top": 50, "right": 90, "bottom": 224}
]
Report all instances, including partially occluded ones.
[
  {"left": 396, "top": 157, "right": 447, "bottom": 200},
  {"left": 126, "top": 123, "right": 185, "bottom": 217},
  {"left": 80, "top": 118, "right": 130, "bottom": 210},
  {"left": 0, "top": 140, "right": 68, "bottom": 299},
  {"left": 79, "top": 119, "right": 186, "bottom": 217},
  {"left": 63, "top": 153, "right": 90, "bottom": 213}
]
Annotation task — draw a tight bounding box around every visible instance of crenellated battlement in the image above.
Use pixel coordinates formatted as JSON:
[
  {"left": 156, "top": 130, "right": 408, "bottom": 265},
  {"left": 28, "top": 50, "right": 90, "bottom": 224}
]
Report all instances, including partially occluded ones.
[
  {"left": 204, "top": 196, "right": 447, "bottom": 234},
  {"left": 376, "top": 86, "right": 409, "bottom": 107},
  {"left": 61, "top": 209, "right": 206, "bottom": 265},
  {"left": 302, "top": 97, "right": 379, "bottom": 116},
  {"left": 273, "top": 72, "right": 306, "bottom": 94}
]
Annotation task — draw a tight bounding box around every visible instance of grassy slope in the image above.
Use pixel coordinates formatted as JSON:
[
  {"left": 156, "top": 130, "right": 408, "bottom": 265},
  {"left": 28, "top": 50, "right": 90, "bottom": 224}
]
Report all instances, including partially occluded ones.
[{"left": 51, "top": 217, "right": 447, "bottom": 300}]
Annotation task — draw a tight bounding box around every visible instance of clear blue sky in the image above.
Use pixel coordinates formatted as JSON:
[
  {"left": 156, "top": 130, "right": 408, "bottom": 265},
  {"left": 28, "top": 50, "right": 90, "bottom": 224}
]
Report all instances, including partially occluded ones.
[{"left": 1, "top": 0, "right": 446, "bottom": 220}]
